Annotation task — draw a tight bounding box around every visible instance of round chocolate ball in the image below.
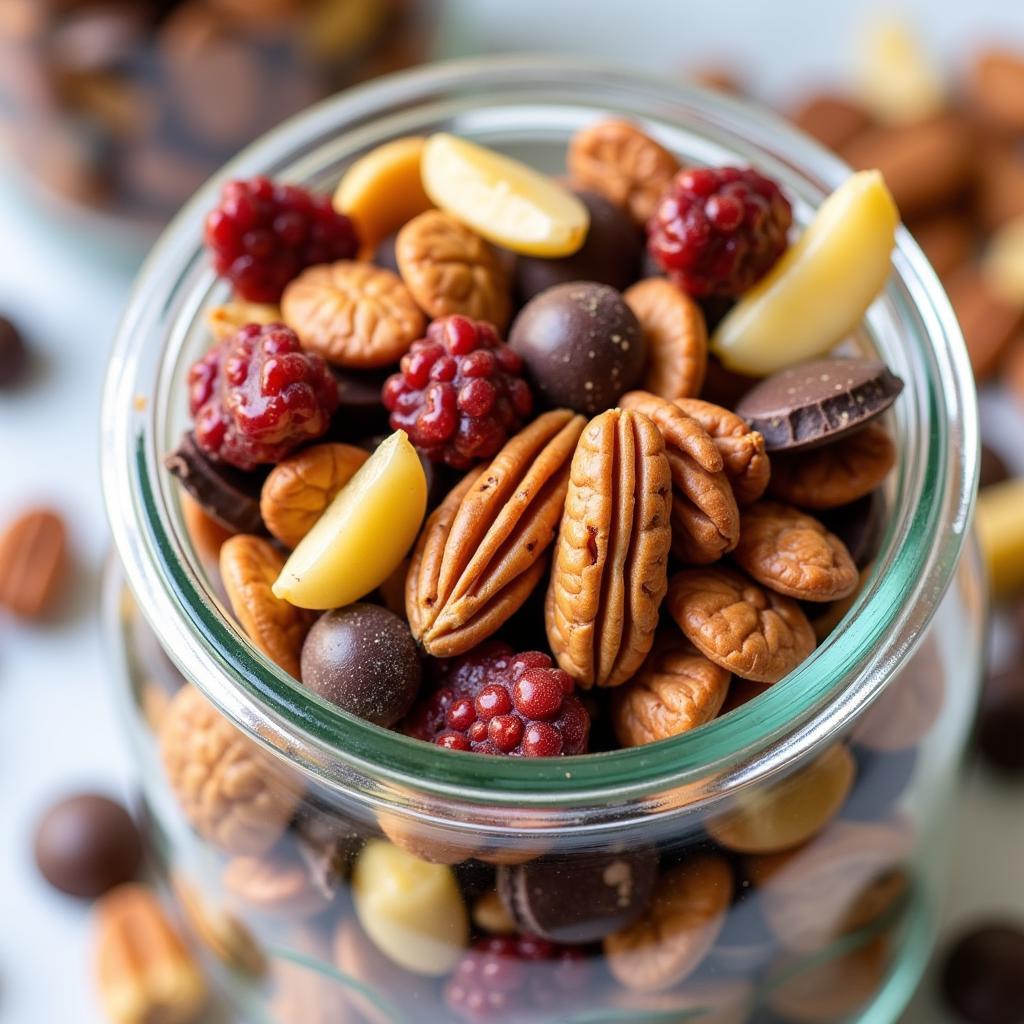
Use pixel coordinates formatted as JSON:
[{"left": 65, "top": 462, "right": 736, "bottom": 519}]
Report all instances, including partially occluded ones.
[
  {"left": 300, "top": 604, "right": 422, "bottom": 727},
  {"left": 977, "top": 668, "right": 1024, "bottom": 775},
  {"left": 513, "top": 191, "right": 643, "bottom": 303},
  {"left": 34, "top": 793, "right": 143, "bottom": 899},
  {"left": 508, "top": 281, "right": 646, "bottom": 415},
  {"left": 942, "top": 924, "right": 1024, "bottom": 1024}
]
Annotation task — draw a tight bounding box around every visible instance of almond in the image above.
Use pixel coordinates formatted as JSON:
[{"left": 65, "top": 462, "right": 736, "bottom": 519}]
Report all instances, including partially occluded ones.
[{"left": 0, "top": 507, "right": 67, "bottom": 618}]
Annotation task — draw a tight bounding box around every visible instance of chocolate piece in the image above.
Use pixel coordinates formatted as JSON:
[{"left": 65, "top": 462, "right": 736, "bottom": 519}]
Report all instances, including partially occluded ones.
[
  {"left": 513, "top": 191, "right": 643, "bottom": 303},
  {"left": 0, "top": 315, "right": 29, "bottom": 388},
  {"left": 942, "top": 924, "right": 1024, "bottom": 1024},
  {"left": 980, "top": 444, "right": 1011, "bottom": 490},
  {"left": 497, "top": 846, "right": 658, "bottom": 943},
  {"left": 324, "top": 368, "right": 393, "bottom": 441},
  {"left": 977, "top": 669, "right": 1024, "bottom": 775},
  {"left": 165, "top": 432, "right": 266, "bottom": 534},
  {"left": 842, "top": 746, "right": 918, "bottom": 821},
  {"left": 820, "top": 490, "right": 887, "bottom": 567},
  {"left": 452, "top": 859, "right": 496, "bottom": 900},
  {"left": 300, "top": 604, "right": 421, "bottom": 727},
  {"left": 34, "top": 794, "right": 142, "bottom": 899},
  {"left": 508, "top": 281, "right": 646, "bottom": 415},
  {"left": 291, "top": 806, "right": 362, "bottom": 900},
  {"left": 734, "top": 359, "right": 904, "bottom": 453}
]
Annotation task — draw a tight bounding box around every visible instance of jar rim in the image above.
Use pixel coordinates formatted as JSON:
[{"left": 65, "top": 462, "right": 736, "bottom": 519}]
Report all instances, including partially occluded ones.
[{"left": 101, "top": 56, "right": 978, "bottom": 812}]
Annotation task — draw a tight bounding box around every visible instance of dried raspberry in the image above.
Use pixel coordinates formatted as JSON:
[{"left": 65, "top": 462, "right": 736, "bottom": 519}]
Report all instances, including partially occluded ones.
[
  {"left": 445, "top": 935, "right": 592, "bottom": 1023},
  {"left": 403, "top": 643, "right": 589, "bottom": 757},
  {"left": 382, "top": 316, "right": 533, "bottom": 469},
  {"left": 647, "top": 166, "right": 792, "bottom": 297},
  {"left": 189, "top": 323, "right": 338, "bottom": 470},
  {"left": 204, "top": 177, "right": 359, "bottom": 303}
]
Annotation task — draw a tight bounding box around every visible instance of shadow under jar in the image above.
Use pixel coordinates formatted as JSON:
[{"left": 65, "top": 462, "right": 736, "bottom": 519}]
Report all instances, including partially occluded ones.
[{"left": 101, "top": 59, "right": 983, "bottom": 1024}]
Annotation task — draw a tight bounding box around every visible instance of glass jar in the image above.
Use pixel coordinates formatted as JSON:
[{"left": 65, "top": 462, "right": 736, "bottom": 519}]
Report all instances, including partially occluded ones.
[
  {"left": 0, "top": 0, "right": 437, "bottom": 236},
  {"left": 101, "top": 59, "right": 983, "bottom": 1024}
]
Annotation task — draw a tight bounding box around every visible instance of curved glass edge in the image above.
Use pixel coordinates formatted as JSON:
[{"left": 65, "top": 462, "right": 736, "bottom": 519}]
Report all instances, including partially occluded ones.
[{"left": 101, "top": 57, "right": 979, "bottom": 812}]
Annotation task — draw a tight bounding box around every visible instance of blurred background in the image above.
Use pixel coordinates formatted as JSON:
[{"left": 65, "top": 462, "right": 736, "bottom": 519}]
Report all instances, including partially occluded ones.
[{"left": 2, "top": 1, "right": 1024, "bottom": 1022}]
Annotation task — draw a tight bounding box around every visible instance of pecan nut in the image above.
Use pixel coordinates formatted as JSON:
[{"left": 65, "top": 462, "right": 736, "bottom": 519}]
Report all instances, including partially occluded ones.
[
  {"left": 282, "top": 260, "right": 424, "bottom": 368},
  {"left": 220, "top": 534, "right": 314, "bottom": 678},
  {"left": 620, "top": 391, "right": 740, "bottom": 564},
  {"left": 666, "top": 566, "right": 816, "bottom": 682},
  {"left": 604, "top": 854, "right": 732, "bottom": 992},
  {"left": 733, "top": 501, "right": 859, "bottom": 602},
  {"left": 0, "top": 507, "right": 67, "bottom": 619},
  {"left": 546, "top": 409, "right": 672, "bottom": 688},
  {"left": 206, "top": 300, "right": 282, "bottom": 341},
  {"left": 223, "top": 854, "right": 331, "bottom": 920},
  {"left": 260, "top": 443, "right": 369, "bottom": 549},
  {"left": 624, "top": 278, "right": 707, "bottom": 401},
  {"left": 396, "top": 210, "right": 511, "bottom": 328},
  {"left": 160, "top": 685, "right": 301, "bottom": 855},
  {"left": 674, "top": 397, "right": 770, "bottom": 505},
  {"left": 611, "top": 634, "right": 731, "bottom": 746},
  {"left": 568, "top": 119, "right": 681, "bottom": 225},
  {"left": 768, "top": 422, "right": 896, "bottom": 510},
  {"left": 94, "top": 883, "right": 207, "bottom": 1024},
  {"left": 406, "top": 409, "right": 586, "bottom": 656}
]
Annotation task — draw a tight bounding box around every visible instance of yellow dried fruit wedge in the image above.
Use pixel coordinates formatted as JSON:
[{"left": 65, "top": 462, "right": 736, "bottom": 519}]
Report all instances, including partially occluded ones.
[
  {"left": 334, "top": 136, "right": 433, "bottom": 249},
  {"left": 272, "top": 431, "right": 427, "bottom": 610},
  {"left": 982, "top": 213, "right": 1024, "bottom": 307},
  {"left": 420, "top": 133, "right": 589, "bottom": 257},
  {"left": 711, "top": 171, "right": 898, "bottom": 377},
  {"left": 976, "top": 478, "right": 1024, "bottom": 600}
]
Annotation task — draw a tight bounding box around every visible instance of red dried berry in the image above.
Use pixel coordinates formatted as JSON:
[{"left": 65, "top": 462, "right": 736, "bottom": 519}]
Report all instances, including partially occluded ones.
[
  {"left": 382, "top": 315, "right": 533, "bottom": 469},
  {"left": 647, "top": 166, "right": 792, "bottom": 297},
  {"left": 445, "top": 935, "right": 592, "bottom": 1023},
  {"left": 188, "top": 322, "right": 338, "bottom": 470},
  {"left": 402, "top": 642, "right": 589, "bottom": 757},
  {"left": 204, "top": 177, "right": 359, "bottom": 303}
]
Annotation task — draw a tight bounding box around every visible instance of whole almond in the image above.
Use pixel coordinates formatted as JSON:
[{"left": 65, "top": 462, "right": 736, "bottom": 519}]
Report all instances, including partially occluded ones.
[
  {"left": 967, "top": 50, "right": 1024, "bottom": 134},
  {"left": 546, "top": 408, "right": 672, "bottom": 688},
  {"left": 94, "top": 884, "right": 207, "bottom": 1024},
  {"left": 406, "top": 410, "right": 586, "bottom": 657},
  {"left": 0, "top": 507, "right": 67, "bottom": 618}
]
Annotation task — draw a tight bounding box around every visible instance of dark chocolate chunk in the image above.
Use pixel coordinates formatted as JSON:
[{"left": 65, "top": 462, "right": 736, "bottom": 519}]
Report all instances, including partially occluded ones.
[
  {"left": 452, "top": 859, "right": 497, "bottom": 900},
  {"left": 980, "top": 443, "right": 1011, "bottom": 490},
  {"left": 508, "top": 281, "right": 646, "bottom": 415},
  {"left": 734, "top": 358, "right": 904, "bottom": 453},
  {"left": 977, "top": 669, "right": 1024, "bottom": 775},
  {"left": 34, "top": 793, "right": 142, "bottom": 899},
  {"left": 842, "top": 745, "right": 918, "bottom": 821},
  {"left": 0, "top": 316, "right": 29, "bottom": 388},
  {"left": 497, "top": 846, "right": 658, "bottom": 943},
  {"left": 820, "top": 490, "right": 887, "bottom": 568},
  {"left": 164, "top": 431, "right": 266, "bottom": 534},
  {"left": 291, "top": 805, "right": 363, "bottom": 900},
  {"left": 514, "top": 191, "right": 643, "bottom": 303},
  {"left": 300, "top": 604, "right": 422, "bottom": 727},
  {"left": 324, "top": 368, "right": 393, "bottom": 441},
  {"left": 942, "top": 924, "right": 1024, "bottom": 1024}
]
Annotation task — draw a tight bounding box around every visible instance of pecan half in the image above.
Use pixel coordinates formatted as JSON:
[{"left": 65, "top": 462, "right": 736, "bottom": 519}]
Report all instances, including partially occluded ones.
[
  {"left": 674, "top": 397, "right": 770, "bottom": 505},
  {"left": 620, "top": 391, "right": 740, "bottom": 564},
  {"left": 611, "top": 634, "right": 731, "bottom": 746},
  {"left": 260, "top": 443, "right": 369, "bottom": 549},
  {"left": 282, "top": 261, "right": 424, "bottom": 368},
  {"left": 220, "top": 534, "right": 313, "bottom": 678},
  {"left": 406, "top": 410, "right": 586, "bottom": 656},
  {"left": 568, "top": 119, "right": 681, "bottom": 225},
  {"left": 666, "top": 567, "right": 816, "bottom": 682},
  {"left": 604, "top": 853, "right": 732, "bottom": 992},
  {"left": 546, "top": 409, "right": 672, "bottom": 688},
  {"left": 733, "top": 501, "right": 859, "bottom": 602},
  {"left": 768, "top": 422, "right": 896, "bottom": 510},
  {"left": 94, "top": 884, "right": 207, "bottom": 1024},
  {"left": 396, "top": 210, "right": 511, "bottom": 328},
  {"left": 625, "top": 278, "right": 707, "bottom": 401}
]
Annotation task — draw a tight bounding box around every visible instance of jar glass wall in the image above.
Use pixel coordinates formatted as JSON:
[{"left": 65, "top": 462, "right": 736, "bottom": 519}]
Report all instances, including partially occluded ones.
[{"left": 102, "top": 59, "right": 982, "bottom": 1024}]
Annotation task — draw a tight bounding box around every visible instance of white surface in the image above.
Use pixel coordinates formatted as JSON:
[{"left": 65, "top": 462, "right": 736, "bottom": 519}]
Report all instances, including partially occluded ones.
[{"left": 2, "top": 2, "right": 1024, "bottom": 1022}]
